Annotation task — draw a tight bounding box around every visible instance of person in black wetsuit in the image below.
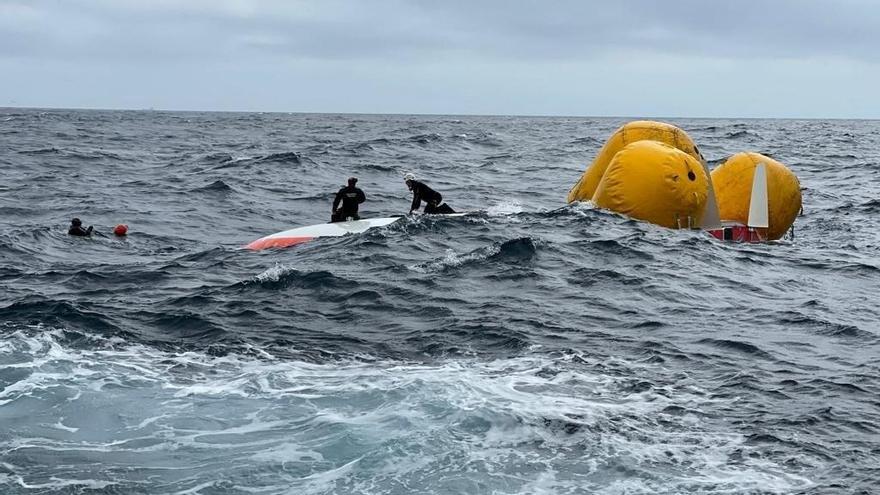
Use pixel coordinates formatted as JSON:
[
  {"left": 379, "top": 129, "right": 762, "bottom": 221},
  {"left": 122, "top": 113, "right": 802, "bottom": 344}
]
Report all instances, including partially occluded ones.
[
  {"left": 331, "top": 177, "right": 366, "bottom": 222},
  {"left": 404, "top": 173, "right": 455, "bottom": 214},
  {"left": 68, "top": 218, "right": 93, "bottom": 237}
]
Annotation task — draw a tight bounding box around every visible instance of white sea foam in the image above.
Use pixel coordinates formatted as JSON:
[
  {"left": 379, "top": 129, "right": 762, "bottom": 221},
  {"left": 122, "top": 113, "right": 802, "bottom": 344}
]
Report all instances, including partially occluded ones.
[
  {"left": 48, "top": 419, "right": 79, "bottom": 433},
  {"left": 1, "top": 473, "right": 118, "bottom": 491},
  {"left": 486, "top": 199, "right": 524, "bottom": 216},
  {"left": 0, "top": 328, "right": 817, "bottom": 494},
  {"left": 254, "top": 262, "right": 288, "bottom": 282},
  {"left": 409, "top": 246, "right": 500, "bottom": 273}
]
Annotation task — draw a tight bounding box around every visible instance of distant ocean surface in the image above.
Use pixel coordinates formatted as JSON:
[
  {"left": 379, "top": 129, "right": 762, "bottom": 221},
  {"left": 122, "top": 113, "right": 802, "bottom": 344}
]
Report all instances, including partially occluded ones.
[{"left": 1, "top": 108, "right": 878, "bottom": 494}]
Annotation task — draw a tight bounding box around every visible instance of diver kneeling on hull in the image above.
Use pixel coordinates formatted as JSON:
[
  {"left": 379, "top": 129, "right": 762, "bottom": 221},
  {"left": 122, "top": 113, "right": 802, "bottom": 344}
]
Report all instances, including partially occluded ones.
[
  {"left": 404, "top": 173, "right": 455, "bottom": 214},
  {"left": 331, "top": 177, "right": 366, "bottom": 222}
]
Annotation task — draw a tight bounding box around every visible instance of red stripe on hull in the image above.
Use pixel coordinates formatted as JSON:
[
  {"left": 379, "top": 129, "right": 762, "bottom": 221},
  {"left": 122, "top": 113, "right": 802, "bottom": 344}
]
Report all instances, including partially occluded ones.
[
  {"left": 245, "top": 236, "right": 314, "bottom": 251},
  {"left": 708, "top": 225, "right": 766, "bottom": 243}
]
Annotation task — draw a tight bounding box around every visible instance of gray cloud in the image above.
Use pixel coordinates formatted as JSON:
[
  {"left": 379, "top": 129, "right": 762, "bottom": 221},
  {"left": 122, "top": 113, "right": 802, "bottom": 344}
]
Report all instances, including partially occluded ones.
[
  {"left": 4, "top": 0, "right": 879, "bottom": 62},
  {"left": 1, "top": 0, "right": 878, "bottom": 116}
]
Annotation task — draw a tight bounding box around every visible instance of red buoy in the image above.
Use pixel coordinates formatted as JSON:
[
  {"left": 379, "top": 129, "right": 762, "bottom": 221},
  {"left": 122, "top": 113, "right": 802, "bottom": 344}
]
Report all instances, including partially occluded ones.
[{"left": 114, "top": 224, "right": 128, "bottom": 236}]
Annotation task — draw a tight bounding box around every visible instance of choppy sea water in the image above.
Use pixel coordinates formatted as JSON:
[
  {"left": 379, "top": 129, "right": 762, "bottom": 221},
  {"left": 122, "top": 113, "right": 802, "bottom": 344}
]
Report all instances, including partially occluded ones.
[{"left": 1, "top": 109, "right": 879, "bottom": 494}]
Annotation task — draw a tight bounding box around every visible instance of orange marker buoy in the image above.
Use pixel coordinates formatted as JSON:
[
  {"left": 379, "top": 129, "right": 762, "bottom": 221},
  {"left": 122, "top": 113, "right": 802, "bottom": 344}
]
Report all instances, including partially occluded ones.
[{"left": 114, "top": 224, "right": 128, "bottom": 236}]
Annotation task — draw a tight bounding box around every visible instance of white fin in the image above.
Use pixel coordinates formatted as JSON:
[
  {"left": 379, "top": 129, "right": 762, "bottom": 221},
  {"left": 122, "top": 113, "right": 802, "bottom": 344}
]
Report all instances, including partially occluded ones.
[
  {"left": 747, "top": 163, "right": 769, "bottom": 228},
  {"left": 698, "top": 157, "right": 722, "bottom": 229}
]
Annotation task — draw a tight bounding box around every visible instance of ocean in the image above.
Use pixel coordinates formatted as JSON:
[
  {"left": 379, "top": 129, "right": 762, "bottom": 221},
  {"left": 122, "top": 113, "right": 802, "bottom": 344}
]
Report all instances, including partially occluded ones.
[{"left": 1, "top": 109, "right": 878, "bottom": 494}]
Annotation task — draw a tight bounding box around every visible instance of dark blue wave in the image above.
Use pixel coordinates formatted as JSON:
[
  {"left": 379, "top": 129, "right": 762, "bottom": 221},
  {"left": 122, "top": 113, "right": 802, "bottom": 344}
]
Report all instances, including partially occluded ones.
[{"left": 2, "top": 109, "right": 880, "bottom": 491}]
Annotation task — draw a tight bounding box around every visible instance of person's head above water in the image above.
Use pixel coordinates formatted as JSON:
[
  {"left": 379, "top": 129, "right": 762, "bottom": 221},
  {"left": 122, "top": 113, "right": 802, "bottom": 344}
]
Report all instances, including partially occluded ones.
[
  {"left": 404, "top": 173, "right": 415, "bottom": 184},
  {"left": 348, "top": 177, "right": 358, "bottom": 186},
  {"left": 71, "top": 218, "right": 82, "bottom": 226}
]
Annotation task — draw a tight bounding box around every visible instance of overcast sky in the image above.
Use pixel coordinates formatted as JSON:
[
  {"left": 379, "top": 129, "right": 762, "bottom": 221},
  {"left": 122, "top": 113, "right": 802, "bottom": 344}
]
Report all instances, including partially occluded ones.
[{"left": 2, "top": 0, "right": 879, "bottom": 117}]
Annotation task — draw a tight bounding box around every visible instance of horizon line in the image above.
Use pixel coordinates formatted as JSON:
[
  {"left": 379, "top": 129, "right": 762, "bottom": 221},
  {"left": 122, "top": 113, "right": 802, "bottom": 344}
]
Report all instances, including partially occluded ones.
[{"left": 2, "top": 104, "right": 877, "bottom": 121}]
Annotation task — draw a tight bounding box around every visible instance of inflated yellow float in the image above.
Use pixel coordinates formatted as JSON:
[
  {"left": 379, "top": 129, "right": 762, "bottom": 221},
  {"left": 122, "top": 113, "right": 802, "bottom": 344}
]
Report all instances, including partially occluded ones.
[
  {"left": 592, "top": 140, "right": 709, "bottom": 229},
  {"left": 711, "top": 152, "right": 801, "bottom": 240},
  {"left": 567, "top": 120, "right": 703, "bottom": 203}
]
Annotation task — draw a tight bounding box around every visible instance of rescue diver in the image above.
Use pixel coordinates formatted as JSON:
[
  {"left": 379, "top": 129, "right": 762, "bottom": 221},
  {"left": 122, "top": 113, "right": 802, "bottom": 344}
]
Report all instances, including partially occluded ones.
[
  {"left": 68, "top": 218, "right": 93, "bottom": 237},
  {"left": 331, "top": 177, "right": 366, "bottom": 222},
  {"left": 404, "top": 173, "right": 455, "bottom": 214}
]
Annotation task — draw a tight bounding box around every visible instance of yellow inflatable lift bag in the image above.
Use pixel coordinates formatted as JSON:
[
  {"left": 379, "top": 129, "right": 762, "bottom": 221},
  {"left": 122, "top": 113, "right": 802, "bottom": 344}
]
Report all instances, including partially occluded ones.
[
  {"left": 592, "top": 140, "right": 709, "bottom": 229},
  {"left": 711, "top": 152, "right": 802, "bottom": 240},
  {"left": 567, "top": 120, "right": 703, "bottom": 203}
]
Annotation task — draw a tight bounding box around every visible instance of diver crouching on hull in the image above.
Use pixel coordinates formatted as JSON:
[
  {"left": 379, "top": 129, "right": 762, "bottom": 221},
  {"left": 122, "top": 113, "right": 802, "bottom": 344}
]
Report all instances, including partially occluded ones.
[
  {"left": 331, "top": 177, "right": 366, "bottom": 222},
  {"left": 404, "top": 173, "right": 455, "bottom": 214}
]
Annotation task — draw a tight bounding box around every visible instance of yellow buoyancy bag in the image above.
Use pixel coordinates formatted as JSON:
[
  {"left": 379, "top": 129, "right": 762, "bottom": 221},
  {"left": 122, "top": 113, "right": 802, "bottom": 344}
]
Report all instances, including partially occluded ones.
[
  {"left": 592, "top": 140, "right": 709, "bottom": 229},
  {"left": 711, "top": 152, "right": 801, "bottom": 240},
  {"left": 567, "top": 120, "right": 703, "bottom": 203}
]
